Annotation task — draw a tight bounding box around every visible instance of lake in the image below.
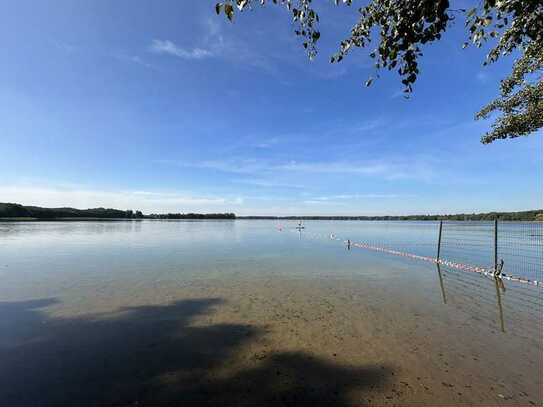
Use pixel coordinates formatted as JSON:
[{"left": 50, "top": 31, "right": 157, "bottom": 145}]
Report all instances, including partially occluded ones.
[{"left": 1, "top": 220, "right": 542, "bottom": 406}]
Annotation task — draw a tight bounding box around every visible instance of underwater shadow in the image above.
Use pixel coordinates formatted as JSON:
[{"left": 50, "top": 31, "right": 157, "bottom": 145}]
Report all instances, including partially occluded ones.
[{"left": 0, "top": 297, "right": 390, "bottom": 407}]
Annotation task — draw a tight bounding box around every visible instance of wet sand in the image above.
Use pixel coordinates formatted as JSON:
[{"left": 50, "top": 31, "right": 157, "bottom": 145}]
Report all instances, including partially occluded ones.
[{"left": 1, "top": 267, "right": 542, "bottom": 407}]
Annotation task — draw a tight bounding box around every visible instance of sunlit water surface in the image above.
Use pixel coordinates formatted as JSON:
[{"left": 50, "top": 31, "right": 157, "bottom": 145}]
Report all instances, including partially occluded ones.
[{"left": 1, "top": 220, "right": 542, "bottom": 406}]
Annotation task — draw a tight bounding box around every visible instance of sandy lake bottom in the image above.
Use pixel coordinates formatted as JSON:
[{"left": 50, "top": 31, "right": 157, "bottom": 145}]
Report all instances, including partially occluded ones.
[{"left": 1, "top": 220, "right": 542, "bottom": 406}]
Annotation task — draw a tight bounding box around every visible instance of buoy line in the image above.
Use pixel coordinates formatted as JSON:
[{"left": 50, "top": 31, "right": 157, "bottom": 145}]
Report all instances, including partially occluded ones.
[
  {"left": 279, "top": 226, "right": 543, "bottom": 288},
  {"left": 336, "top": 237, "right": 543, "bottom": 288}
]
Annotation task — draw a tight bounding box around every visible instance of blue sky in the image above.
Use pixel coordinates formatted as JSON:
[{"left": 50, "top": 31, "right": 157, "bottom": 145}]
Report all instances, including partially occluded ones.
[{"left": 1, "top": 0, "right": 542, "bottom": 215}]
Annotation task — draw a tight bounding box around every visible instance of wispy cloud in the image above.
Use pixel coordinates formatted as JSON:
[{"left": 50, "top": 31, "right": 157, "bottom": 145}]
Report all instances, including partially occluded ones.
[
  {"left": 308, "top": 194, "right": 404, "bottom": 201},
  {"left": 113, "top": 53, "right": 157, "bottom": 70},
  {"left": 193, "top": 17, "right": 279, "bottom": 75},
  {"left": 254, "top": 137, "right": 280, "bottom": 149},
  {"left": 231, "top": 179, "right": 306, "bottom": 190},
  {"left": 146, "top": 17, "right": 288, "bottom": 75},
  {"left": 157, "top": 157, "right": 435, "bottom": 182},
  {"left": 149, "top": 39, "right": 213, "bottom": 60},
  {"left": 157, "top": 159, "right": 266, "bottom": 174},
  {"left": 303, "top": 194, "right": 405, "bottom": 206},
  {"left": 52, "top": 38, "right": 159, "bottom": 71},
  {"left": 277, "top": 161, "right": 390, "bottom": 175}
]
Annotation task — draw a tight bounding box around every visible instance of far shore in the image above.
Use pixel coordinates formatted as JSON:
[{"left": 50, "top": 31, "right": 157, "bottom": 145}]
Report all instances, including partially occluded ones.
[
  {"left": 2, "top": 217, "right": 543, "bottom": 223},
  {"left": 0, "top": 217, "right": 146, "bottom": 222},
  {"left": 2, "top": 203, "right": 543, "bottom": 221}
]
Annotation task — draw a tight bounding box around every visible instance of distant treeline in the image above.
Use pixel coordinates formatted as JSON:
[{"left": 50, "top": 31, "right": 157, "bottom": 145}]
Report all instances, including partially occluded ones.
[
  {"left": 2, "top": 202, "right": 542, "bottom": 221},
  {"left": 147, "top": 213, "right": 236, "bottom": 219},
  {"left": 0, "top": 203, "right": 144, "bottom": 219},
  {"left": 0, "top": 203, "right": 236, "bottom": 220},
  {"left": 239, "top": 210, "right": 543, "bottom": 222}
]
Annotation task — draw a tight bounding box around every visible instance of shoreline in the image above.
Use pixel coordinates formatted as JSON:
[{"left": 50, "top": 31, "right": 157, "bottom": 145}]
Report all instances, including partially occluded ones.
[{"left": 1, "top": 217, "right": 542, "bottom": 223}]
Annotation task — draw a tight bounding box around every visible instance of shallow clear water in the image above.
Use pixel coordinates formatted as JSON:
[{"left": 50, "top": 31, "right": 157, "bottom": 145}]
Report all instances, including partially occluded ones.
[
  {"left": 1, "top": 220, "right": 542, "bottom": 406},
  {"left": 0, "top": 219, "right": 541, "bottom": 318},
  {"left": 0, "top": 219, "right": 541, "bottom": 309}
]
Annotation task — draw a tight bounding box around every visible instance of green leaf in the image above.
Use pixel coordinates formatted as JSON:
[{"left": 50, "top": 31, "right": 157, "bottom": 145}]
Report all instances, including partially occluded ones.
[{"left": 224, "top": 3, "right": 234, "bottom": 21}]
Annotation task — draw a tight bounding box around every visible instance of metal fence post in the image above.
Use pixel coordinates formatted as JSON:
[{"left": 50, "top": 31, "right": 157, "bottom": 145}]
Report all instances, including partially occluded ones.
[
  {"left": 494, "top": 219, "right": 498, "bottom": 274},
  {"left": 436, "top": 263, "right": 447, "bottom": 304},
  {"left": 437, "top": 220, "right": 443, "bottom": 261}
]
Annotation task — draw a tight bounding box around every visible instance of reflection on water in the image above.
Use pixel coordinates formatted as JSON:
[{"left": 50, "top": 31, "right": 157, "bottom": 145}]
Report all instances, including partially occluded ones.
[
  {"left": 1, "top": 220, "right": 543, "bottom": 405},
  {"left": 495, "top": 278, "right": 506, "bottom": 333},
  {"left": 435, "top": 262, "right": 543, "bottom": 337},
  {"left": 1, "top": 219, "right": 541, "bottom": 338},
  {"left": 436, "top": 264, "right": 448, "bottom": 305}
]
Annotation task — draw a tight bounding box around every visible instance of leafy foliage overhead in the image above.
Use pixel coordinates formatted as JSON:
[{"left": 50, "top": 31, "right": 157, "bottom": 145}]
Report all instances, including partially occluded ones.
[{"left": 215, "top": 0, "right": 543, "bottom": 143}]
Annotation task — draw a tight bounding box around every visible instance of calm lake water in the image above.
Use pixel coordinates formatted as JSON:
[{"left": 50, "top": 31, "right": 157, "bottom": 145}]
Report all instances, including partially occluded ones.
[{"left": 1, "top": 220, "right": 542, "bottom": 406}]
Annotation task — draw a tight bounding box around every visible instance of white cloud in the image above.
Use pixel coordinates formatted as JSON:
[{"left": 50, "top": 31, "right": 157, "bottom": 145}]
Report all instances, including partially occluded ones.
[
  {"left": 149, "top": 39, "right": 213, "bottom": 60},
  {"left": 200, "top": 17, "right": 278, "bottom": 74},
  {"left": 156, "top": 159, "right": 266, "bottom": 174},
  {"left": 309, "top": 194, "right": 403, "bottom": 201},
  {"left": 254, "top": 137, "right": 280, "bottom": 149},
  {"left": 147, "top": 17, "right": 280, "bottom": 74},
  {"left": 113, "top": 54, "right": 157, "bottom": 70},
  {"left": 277, "top": 161, "right": 391, "bottom": 175},
  {"left": 303, "top": 194, "right": 406, "bottom": 205},
  {"left": 157, "top": 158, "right": 435, "bottom": 181},
  {"left": 231, "top": 179, "right": 306, "bottom": 189}
]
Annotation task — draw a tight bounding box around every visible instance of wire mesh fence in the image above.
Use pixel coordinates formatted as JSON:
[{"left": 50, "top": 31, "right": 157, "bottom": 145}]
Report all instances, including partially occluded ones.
[
  {"left": 441, "top": 221, "right": 543, "bottom": 284},
  {"left": 440, "top": 221, "right": 496, "bottom": 271},
  {"left": 297, "top": 220, "right": 543, "bottom": 286},
  {"left": 436, "top": 262, "right": 543, "bottom": 338},
  {"left": 499, "top": 222, "right": 543, "bottom": 285},
  {"left": 289, "top": 220, "right": 543, "bottom": 335}
]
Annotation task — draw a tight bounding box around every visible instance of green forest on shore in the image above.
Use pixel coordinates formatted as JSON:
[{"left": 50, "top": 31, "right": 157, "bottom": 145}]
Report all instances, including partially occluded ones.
[
  {"left": 240, "top": 211, "right": 543, "bottom": 221},
  {"left": 1, "top": 202, "right": 542, "bottom": 221},
  {"left": 0, "top": 203, "right": 234, "bottom": 220}
]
